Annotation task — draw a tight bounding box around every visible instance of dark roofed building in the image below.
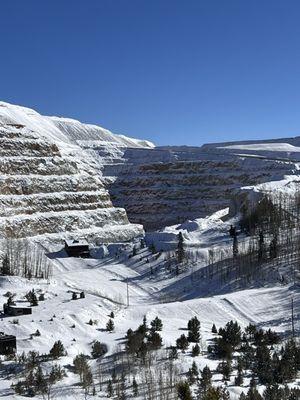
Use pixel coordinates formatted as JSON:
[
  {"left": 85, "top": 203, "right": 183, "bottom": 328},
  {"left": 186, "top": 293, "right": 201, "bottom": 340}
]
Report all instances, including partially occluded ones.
[
  {"left": 3, "top": 303, "right": 32, "bottom": 316},
  {"left": 64, "top": 239, "right": 90, "bottom": 258},
  {"left": 0, "top": 333, "right": 16, "bottom": 355}
]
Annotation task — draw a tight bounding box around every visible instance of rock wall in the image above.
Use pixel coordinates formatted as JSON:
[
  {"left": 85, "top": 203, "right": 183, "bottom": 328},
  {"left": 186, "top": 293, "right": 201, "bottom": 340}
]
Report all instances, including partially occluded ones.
[{"left": 0, "top": 103, "right": 145, "bottom": 243}]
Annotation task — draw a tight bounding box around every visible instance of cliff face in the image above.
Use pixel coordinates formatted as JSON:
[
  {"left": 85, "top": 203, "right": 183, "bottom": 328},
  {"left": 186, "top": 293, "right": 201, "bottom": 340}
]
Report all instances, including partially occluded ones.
[
  {"left": 0, "top": 102, "right": 147, "bottom": 243},
  {"left": 1, "top": 101, "right": 299, "bottom": 237},
  {"left": 99, "top": 147, "right": 298, "bottom": 230}
]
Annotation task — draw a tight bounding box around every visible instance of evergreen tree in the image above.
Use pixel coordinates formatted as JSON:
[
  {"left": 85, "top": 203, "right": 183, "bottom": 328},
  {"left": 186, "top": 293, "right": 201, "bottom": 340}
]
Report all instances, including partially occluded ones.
[
  {"left": 212, "top": 324, "right": 217, "bottom": 334},
  {"left": 142, "top": 315, "right": 147, "bottom": 330},
  {"left": 50, "top": 340, "right": 65, "bottom": 359},
  {"left": 1, "top": 254, "right": 11, "bottom": 275},
  {"left": 176, "top": 334, "right": 189, "bottom": 352},
  {"left": 269, "top": 234, "right": 278, "bottom": 259},
  {"left": 150, "top": 316, "right": 163, "bottom": 332},
  {"left": 81, "top": 364, "right": 93, "bottom": 395},
  {"left": 132, "top": 377, "right": 138, "bottom": 397},
  {"left": 254, "top": 345, "right": 274, "bottom": 385},
  {"left": 233, "top": 235, "right": 239, "bottom": 257},
  {"left": 258, "top": 230, "right": 265, "bottom": 261},
  {"left": 235, "top": 369, "right": 244, "bottom": 386},
  {"left": 187, "top": 361, "right": 199, "bottom": 384},
  {"left": 147, "top": 331, "right": 162, "bottom": 350},
  {"left": 91, "top": 341, "right": 107, "bottom": 359},
  {"left": 198, "top": 365, "right": 212, "bottom": 394},
  {"left": 192, "top": 343, "right": 200, "bottom": 357},
  {"left": 217, "top": 360, "right": 232, "bottom": 381},
  {"left": 263, "top": 385, "right": 284, "bottom": 400},
  {"left": 177, "top": 232, "right": 185, "bottom": 264},
  {"left": 107, "top": 379, "right": 113, "bottom": 397},
  {"left": 169, "top": 346, "right": 178, "bottom": 360},
  {"left": 188, "top": 316, "right": 201, "bottom": 343},
  {"left": 34, "top": 366, "right": 47, "bottom": 394},
  {"left": 177, "top": 380, "right": 193, "bottom": 400},
  {"left": 106, "top": 318, "right": 114, "bottom": 332},
  {"left": 202, "top": 386, "right": 230, "bottom": 400}
]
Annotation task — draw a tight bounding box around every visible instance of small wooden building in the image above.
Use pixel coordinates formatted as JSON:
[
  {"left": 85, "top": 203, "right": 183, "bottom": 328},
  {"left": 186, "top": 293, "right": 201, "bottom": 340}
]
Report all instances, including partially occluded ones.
[
  {"left": 64, "top": 239, "right": 90, "bottom": 258},
  {"left": 3, "top": 303, "right": 32, "bottom": 316},
  {"left": 0, "top": 333, "right": 16, "bottom": 355}
]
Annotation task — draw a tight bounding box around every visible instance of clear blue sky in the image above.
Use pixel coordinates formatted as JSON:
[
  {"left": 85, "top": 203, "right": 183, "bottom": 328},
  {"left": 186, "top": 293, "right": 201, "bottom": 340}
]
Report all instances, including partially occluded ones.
[{"left": 1, "top": 1, "right": 300, "bottom": 146}]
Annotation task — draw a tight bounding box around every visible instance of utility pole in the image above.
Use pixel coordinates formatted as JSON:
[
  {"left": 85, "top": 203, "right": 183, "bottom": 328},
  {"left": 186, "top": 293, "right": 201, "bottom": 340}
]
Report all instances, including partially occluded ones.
[
  {"left": 126, "top": 278, "right": 129, "bottom": 307},
  {"left": 291, "top": 296, "right": 295, "bottom": 339}
]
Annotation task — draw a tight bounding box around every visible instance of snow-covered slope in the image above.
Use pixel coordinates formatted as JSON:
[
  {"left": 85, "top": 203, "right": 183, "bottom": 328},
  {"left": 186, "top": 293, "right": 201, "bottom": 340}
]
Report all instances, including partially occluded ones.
[
  {"left": 0, "top": 101, "right": 154, "bottom": 149},
  {"left": 0, "top": 101, "right": 148, "bottom": 243}
]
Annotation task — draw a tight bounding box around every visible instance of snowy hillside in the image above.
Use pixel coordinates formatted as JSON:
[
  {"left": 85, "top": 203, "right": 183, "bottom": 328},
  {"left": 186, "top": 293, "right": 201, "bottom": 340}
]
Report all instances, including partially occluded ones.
[
  {"left": 0, "top": 102, "right": 154, "bottom": 150},
  {"left": 1, "top": 197, "right": 300, "bottom": 399},
  {"left": 0, "top": 102, "right": 147, "bottom": 244},
  {"left": 1, "top": 100, "right": 300, "bottom": 400}
]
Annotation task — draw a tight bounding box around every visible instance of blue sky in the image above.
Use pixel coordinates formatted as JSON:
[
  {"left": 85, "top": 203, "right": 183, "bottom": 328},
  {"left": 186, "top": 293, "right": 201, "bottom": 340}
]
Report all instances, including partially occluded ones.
[{"left": 1, "top": 0, "right": 300, "bottom": 146}]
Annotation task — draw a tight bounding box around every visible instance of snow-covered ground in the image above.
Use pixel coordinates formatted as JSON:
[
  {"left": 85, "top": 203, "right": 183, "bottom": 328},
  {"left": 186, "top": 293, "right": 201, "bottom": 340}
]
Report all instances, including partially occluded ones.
[{"left": 1, "top": 204, "right": 299, "bottom": 399}]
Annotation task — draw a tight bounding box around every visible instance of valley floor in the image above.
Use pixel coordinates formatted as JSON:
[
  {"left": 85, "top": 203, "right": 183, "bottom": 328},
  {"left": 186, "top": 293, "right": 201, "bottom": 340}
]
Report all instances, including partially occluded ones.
[{"left": 1, "top": 239, "right": 299, "bottom": 399}]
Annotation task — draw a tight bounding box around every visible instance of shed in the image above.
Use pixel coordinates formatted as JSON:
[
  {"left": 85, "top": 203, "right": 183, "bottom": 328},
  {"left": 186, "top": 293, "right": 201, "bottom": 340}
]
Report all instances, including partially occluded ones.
[
  {"left": 3, "top": 303, "right": 32, "bottom": 316},
  {"left": 0, "top": 333, "right": 16, "bottom": 355},
  {"left": 64, "top": 239, "right": 90, "bottom": 258}
]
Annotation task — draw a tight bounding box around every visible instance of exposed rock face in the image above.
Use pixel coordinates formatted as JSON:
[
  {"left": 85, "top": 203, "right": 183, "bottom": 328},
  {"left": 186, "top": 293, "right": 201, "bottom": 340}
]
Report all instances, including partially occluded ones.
[
  {"left": 0, "top": 102, "right": 147, "bottom": 242},
  {"left": 99, "top": 147, "right": 298, "bottom": 230},
  {"left": 1, "top": 100, "right": 300, "bottom": 237}
]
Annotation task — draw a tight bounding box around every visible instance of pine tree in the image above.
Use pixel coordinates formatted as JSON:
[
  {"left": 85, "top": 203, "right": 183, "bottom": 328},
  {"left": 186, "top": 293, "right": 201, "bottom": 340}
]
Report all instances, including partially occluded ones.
[
  {"left": 218, "top": 360, "right": 232, "bottom": 381},
  {"left": 50, "top": 340, "right": 65, "bottom": 359},
  {"left": 1, "top": 254, "right": 11, "bottom": 276},
  {"left": 258, "top": 230, "right": 265, "bottom": 261},
  {"left": 235, "top": 369, "right": 244, "bottom": 386},
  {"left": 177, "top": 380, "right": 193, "bottom": 400},
  {"left": 177, "top": 232, "right": 185, "bottom": 265},
  {"left": 169, "top": 346, "right": 178, "bottom": 360},
  {"left": 254, "top": 344, "right": 274, "bottom": 385},
  {"left": 188, "top": 316, "right": 201, "bottom": 343},
  {"left": 176, "top": 334, "right": 189, "bottom": 352},
  {"left": 233, "top": 235, "right": 238, "bottom": 257},
  {"left": 91, "top": 341, "right": 107, "bottom": 359},
  {"left": 269, "top": 234, "right": 278, "bottom": 259},
  {"left": 132, "top": 377, "right": 138, "bottom": 397},
  {"left": 192, "top": 343, "right": 200, "bottom": 357},
  {"left": 82, "top": 367, "right": 93, "bottom": 395},
  {"left": 187, "top": 361, "right": 199, "bottom": 384},
  {"left": 199, "top": 365, "right": 212, "bottom": 393},
  {"left": 212, "top": 323, "right": 217, "bottom": 334},
  {"left": 142, "top": 315, "right": 147, "bottom": 330},
  {"left": 147, "top": 331, "right": 162, "bottom": 350},
  {"left": 107, "top": 379, "right": 113, "bottom": 397},
  {"left": 150, "top": 316, "right": 163, "bottom": 332},
  {"left": 34, "top": 366, "right": 47, "bottom": 394},
  {"left": 106, "top": 318, "right": 114, "bottom": 332}
]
